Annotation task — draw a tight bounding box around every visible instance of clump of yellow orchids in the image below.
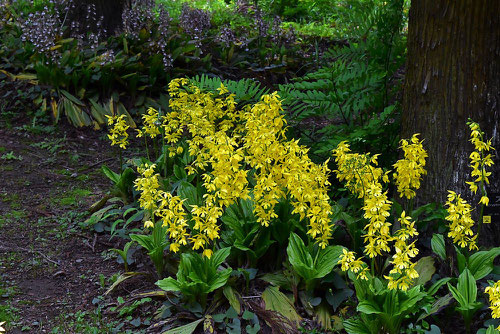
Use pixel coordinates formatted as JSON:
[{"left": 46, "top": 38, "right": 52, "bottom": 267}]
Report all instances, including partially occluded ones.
[{"left": 106, "top": 78, "right": 495, "bottom": 293}]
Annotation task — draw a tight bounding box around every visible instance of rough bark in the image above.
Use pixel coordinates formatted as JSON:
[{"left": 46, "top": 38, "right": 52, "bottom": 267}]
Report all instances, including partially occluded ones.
[{"left": 401, "top": 0, "right": 500, "bottom": 245}]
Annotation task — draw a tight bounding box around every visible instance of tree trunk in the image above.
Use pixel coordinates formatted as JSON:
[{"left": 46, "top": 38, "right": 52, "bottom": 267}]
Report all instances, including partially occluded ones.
[{"left": 401, "top": 0, "right": 500, "bottom": 245}]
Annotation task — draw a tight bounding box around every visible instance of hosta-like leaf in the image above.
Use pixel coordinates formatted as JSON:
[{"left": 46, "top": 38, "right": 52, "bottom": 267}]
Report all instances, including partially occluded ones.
[
  {"left": 343, "top": 317, "right": 372, "bottom": 334},
  {"left": 456, "top": 268, "right": 477, "bottom": 304},
  {"left": 177, "top": 181, "right": 200, "bottom": 206},
  {"left": 262, "top": 286, "right": 301, "bottom": 324},
  {"left": 210, "top": 247, "right": 231, "bottom": 268},
  {"left": 207, "top": 268, "right": 232, "bottom": 293},
  {"left": 467, "top": 247, "right": 500, "bottom": 280},
  {"left": 412, "top": 256, "right": 435, "bottom": 287},
  {"left": 162, "top": 319, "right": 203, "bottom": 334},
  {"left": 223, "top": 286, "right": 241, "bottom": 314},
  {"left": 431, "top": 234, "right": 446, "bottom": 261},
  {"left": 357, "top": 300, "right": 382, "bottom": 314},
  {"left": 314, "top": 245, "right": 344, "bottom": 279},
  {"left": 287, "top": 233, "right": 314, "bottom": 278},
  {"left": 427, "top": 277, "right": 452, "bottom": 296},
  {"left": 156, "top": 277, "right": 182, "bottom": 292}
]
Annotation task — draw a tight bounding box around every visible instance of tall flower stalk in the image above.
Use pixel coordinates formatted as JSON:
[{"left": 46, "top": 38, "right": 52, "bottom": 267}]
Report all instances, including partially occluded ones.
[
  {"left": 106, "top": 114, "right": 129, "bottom": 173},
  {"left": 333, "top": 134, "right": 426, "bottom": 290},
  {"left": 466, "top": 120, "right": 495, "bottom": 238}
]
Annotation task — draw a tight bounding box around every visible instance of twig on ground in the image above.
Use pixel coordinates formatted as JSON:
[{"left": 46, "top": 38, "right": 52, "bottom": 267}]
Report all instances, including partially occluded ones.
[{"left": 0, "top": 245, "right": 60, "bottom": 266}]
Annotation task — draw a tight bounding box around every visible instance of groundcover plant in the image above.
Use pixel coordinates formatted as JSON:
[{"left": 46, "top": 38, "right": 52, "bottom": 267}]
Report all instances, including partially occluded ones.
[{"left": 0, "top": 0, "right": 498, "bottom": 333}]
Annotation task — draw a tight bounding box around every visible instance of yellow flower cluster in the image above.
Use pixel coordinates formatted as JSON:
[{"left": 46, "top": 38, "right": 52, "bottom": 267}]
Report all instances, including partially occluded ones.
[
  {"left": 134, "top": 163, "right": 190, "bottom": 253},
  {"left": 134, "top": 163, "right": 161, "bottom": 211},
  {"left": 158, "top": 78, "right": 334, "bottom": 252},
  {"left": 332, "top": 142, "right": 388, "bottom": 199},
  {"left": 106, "top": 114, "right": 129, "bottom": 149},
  {"left": 157, "top": 191, "right": 188, "bottom": 252},
  {"left": 333, "top": 142, "right": 392, "bottom": 258},
  {"left": 466, "top": 121, "right": 495, "bottom": 206},
  {"left": 338, "top": 249, "right": 369, "bottom": 280},
  {"left": 165, "top": 80, "right": 247, "bottom": 252},
  {"left": 445, "top": 191, "right": 478, "bottom": 251},
  {"left": 485, "top": 280, "right": 500, "bottom": 330},
  {"left": 385, "top": 211, "right": 419, "bottom": 291},
  {"left": 393, "top": 134, "right": 427, "bottom": 199},
  {"left": 136, "top": 107, "right": 161, "bottom": 138},
  {"left": 244, "top": 93, "right": 333, "bottom": 247},
  {"left": 333, "top": 138, "right": 423, "bottom": 290}
]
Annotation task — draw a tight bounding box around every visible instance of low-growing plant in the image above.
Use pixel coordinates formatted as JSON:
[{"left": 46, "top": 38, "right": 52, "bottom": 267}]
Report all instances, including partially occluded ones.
[
  {"left": 130, "top": 222, "right": 170, "bottom": 278},
  {"left": 94, "top": 77, "right": 498, "bottom": 332},
  {"left": 156, "top": 247, "right": 232, "bottom": 308},
  {"left": 287, "top": 232, "right": 343, "bottom": 291},
  {"left": 448, "top": 268, "right": 483, "bottom": 333},
  {"left": 334, "top": 121, "right": 496, "bottom": 332}
]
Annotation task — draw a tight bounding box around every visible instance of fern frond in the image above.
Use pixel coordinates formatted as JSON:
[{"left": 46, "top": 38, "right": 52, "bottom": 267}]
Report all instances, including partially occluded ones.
[{"left": 190, "top": 74, "right": 270, "bottom": 105}]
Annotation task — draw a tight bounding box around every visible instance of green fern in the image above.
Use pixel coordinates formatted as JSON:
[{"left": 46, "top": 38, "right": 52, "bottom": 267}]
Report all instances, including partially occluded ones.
[
  {"left": 277, "top": 0, "right": 406, "bottom": 162},
  {"left": 279, "top": 51, "right": 385, "bottom": 125},
  {"left": 190, "top": 74, "right": 270, "bottom": 105}
]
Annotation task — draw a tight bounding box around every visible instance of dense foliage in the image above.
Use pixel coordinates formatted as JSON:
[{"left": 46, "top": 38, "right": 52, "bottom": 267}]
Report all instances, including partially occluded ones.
[{"left": 1, "top": 0, "right": 499, "bottom": 333}]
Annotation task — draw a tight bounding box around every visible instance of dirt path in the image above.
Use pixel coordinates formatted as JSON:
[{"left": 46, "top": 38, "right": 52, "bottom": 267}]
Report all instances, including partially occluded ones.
[{"left": 0, "top": 124, "right": 123, "bottom": 333}]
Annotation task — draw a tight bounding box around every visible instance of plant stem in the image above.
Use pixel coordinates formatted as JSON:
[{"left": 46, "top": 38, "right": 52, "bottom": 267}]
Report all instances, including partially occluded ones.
[
  {"left": 119, "top": 149, "right": 123, "bottom": 174},
  {"left": 145, "top": 137, "right": 150, "bottom": 161},
  {"left": 477, "top": 203, "right": 485, "bottom": 241},
  {"left": 153, "top": 138, "right": 158, "bottom": 161},
  {"left": 162, "top": 132, "right": 167, "bottom": 178}
]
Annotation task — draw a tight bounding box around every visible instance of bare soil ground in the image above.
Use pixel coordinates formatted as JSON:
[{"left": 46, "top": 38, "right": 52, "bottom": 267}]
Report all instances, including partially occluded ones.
[{"left": 0, "top": 121, "right": 123, "bottom": 333}]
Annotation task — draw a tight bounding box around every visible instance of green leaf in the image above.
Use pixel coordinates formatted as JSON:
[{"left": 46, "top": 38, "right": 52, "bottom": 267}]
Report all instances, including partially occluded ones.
[
  {"left": 242, "top": 310, "right": 254, "bottom": 320},
  {"left": 343, "top": 317, "right": 372, "bottom": 334},
  {"left": 89, "top": 98, "right": 111, "bottom": 124},
  {"left": 60, "top": 89, "right": 85, "bottom": 106},
  {"left": 223, "top": 286, "right": 241, "bottom": 314},
  {"left": 156, "top": 277, "right": 182, "bottom": 292},
  {"left": 174, "top": 164, "right": 187, "bottom": 180},
  {"left": 448, "top": 268, "right": 483, "bottom": 315},
  {"left": 210, "top": 247, "right": 231, "bottom": 268},
  {"left": 130, "top": 234, "right": 154, "bottom": 253},
  {"left": 246, "top": 323, "right": 260, "bottom": 334},
  {"left": 314, "top": 245, "right": 345, "bottom": 279},
  {"left": 315, "top": 303, "right": 333, "bottom": 330},
  {"left": 117, "top": 102, "right": 136, "bottom": 128},
  {"left": 162, "top": 319, "right": 203, "bottom": 334},
  {"left": 448, "top": 284, "right": 467, "bottom": 307},
  {"left": 325, "top": 288, "right": 353, "bottom": 311},
  {"left": 101, "top": 165, "right": 120, "bottom": 184},
  {"left": 485, "top": 325, "right": 498, "bottom": 334},
  {"left": 395, "top": 285, "right": 426, "bottom": 316},
  {"left": 455, "top": 247, "right": 466, "bottom": 273},
  {"left": 207, "top": 268, "right": 232, "bottom": 293},
  {"left": 105, "top": 272, "right": 145, "bottom": 295},
  {"left": 412, "top": 256, "right": 435, "bottom": 287},
  {"left": 177, "top": 181, "right": 200, "bottom": 207},
  {"left": 260, "top": 271, "right": 292, "bottom": 290},
  {"left": 467, "top": 247, "right": 500, "bottom": 280},
  {"left": 287, "top": 232, "right": 314, "bottom": 279},
  {"left": 427, "top": 277, "right": 452, "bottom": 295},
  {"left": 456, "top": 268, "right": 477, "bottom": 304},
  {"left": 417, "top": 293, "right": 453, "bottom": 322},
  {"left": 115, "top": 167, "right": 136, "bottom": 196},
  {"left": 262, "top": 286, "right": 301, "bottom": 324},
  {"left": 431, "top": 234, "right": 446, "bottom": 261},
  {"left": 357, "top": 300, "right": 382, "bottom": 314}
]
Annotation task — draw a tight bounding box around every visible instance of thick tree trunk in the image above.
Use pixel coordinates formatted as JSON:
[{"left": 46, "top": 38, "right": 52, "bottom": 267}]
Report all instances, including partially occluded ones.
[{"left": 401, "top": 0, "right": 500, "bottom": 245}]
